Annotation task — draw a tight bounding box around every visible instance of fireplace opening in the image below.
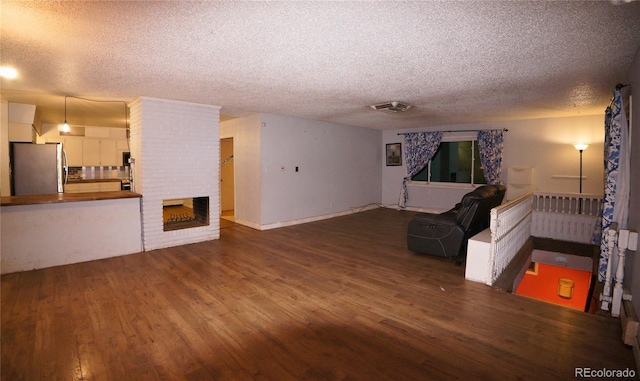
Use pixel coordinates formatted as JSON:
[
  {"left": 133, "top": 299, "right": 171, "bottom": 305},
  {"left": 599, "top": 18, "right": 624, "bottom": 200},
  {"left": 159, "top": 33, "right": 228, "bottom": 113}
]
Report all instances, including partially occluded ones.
[{"left": 163, "top": 197, "right": 209, "bottom": 231}]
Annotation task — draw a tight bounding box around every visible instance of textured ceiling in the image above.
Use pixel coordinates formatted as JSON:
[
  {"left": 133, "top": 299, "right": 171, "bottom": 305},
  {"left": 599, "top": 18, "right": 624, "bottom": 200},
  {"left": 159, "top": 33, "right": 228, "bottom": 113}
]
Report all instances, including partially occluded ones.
[{"left": 2, "top": 1, "right": 640, "bottom": 130}]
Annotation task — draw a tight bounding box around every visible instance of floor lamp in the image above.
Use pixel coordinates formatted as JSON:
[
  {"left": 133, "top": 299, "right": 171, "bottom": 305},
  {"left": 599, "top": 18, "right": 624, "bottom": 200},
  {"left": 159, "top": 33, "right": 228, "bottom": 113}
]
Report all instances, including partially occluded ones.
[{"left": 574, "top": 144, "right": 589, "bottom": 214}]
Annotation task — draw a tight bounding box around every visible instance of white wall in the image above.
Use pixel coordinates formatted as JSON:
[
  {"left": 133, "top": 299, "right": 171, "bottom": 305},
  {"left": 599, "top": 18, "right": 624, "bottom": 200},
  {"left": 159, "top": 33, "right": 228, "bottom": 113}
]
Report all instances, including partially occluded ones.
[
  {"left": 501, "top": 116, "right": 603, "bottom": 194},
  {"left": 259, "top": 114, "right": 381, "bottom": 226},
  {"left": 382, "top": 115, "right": 605, "bottom": 211},
  {"left": 221, "top": 113, "right": 381, "bottom": 229}
]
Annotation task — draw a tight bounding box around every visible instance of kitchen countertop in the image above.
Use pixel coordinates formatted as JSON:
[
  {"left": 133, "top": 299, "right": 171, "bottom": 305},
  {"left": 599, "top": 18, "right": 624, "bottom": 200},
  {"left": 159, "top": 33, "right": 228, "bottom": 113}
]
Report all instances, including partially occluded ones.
[{"left": 1, "top": 191, "right": 142, "bottom": 207}]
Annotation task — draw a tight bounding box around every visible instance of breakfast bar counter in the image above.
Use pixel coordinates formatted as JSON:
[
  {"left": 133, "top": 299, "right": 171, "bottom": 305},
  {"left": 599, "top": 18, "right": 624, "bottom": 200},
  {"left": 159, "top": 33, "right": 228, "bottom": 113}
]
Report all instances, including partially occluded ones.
[
  {"left": 1, "top": 191, "right": 141, "bottom": 206},
  {"left": 1, "top": 191, "right": 143, "bottom": 274}
]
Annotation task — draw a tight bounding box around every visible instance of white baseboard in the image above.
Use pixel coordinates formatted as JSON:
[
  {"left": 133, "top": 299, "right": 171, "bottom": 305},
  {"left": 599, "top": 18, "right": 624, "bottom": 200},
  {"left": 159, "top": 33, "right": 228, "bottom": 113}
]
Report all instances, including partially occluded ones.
[
  {"left": 233, "top": 204, "right": 384, "bottom": 231},
  {"left": 259, "top": 204, "right": 381, "bottom": 231},
  {"left": 401, "top": 206, "right": 447, "bottom": 214},
  {"left": 233, "top": 218, "right": 262, "bottom": 230}
]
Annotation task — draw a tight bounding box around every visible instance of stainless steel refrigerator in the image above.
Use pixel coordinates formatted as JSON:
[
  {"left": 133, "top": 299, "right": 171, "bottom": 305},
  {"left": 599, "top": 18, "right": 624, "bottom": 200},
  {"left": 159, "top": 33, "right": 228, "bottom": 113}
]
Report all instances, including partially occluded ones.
[{"left": 10, "top": 142, "right": 66, "bottom": 195}]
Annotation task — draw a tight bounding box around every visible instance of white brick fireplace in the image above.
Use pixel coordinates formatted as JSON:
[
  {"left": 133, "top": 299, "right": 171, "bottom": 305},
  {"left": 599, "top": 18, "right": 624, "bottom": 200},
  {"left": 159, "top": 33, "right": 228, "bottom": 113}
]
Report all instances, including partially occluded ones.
[{"left": 129, "top": 97, "right": 221, "bottom": 250}]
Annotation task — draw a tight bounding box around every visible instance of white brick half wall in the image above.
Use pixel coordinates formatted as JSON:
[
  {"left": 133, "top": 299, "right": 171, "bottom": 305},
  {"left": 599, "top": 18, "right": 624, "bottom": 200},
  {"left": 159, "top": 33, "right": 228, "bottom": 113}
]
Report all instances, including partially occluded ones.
[{"left": 129, "top": 97, "right": 221, "bottom": 250}]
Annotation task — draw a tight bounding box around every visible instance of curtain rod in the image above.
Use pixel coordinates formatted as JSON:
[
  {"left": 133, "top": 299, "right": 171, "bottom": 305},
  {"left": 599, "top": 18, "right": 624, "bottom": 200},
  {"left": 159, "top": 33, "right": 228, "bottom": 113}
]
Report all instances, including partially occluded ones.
[
  {"left": 608, "top": 83, "right": 633, "bottom": 108},
  {"left": 397, "top": 128, "right": 508, "bottom": 136}
]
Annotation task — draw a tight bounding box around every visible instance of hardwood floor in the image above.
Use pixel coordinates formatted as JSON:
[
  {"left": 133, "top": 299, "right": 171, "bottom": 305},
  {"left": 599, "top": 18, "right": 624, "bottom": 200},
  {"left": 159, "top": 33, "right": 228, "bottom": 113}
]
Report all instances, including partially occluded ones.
[{"left": 2, "top": 208, "right": 635, "bottom": 380}]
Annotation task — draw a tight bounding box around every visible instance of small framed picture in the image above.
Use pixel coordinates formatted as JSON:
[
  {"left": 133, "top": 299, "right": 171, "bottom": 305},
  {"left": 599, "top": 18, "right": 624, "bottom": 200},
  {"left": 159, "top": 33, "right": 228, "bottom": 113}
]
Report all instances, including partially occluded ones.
[{"left": 386, "top": 143, "right": 402, "bottom": 166}]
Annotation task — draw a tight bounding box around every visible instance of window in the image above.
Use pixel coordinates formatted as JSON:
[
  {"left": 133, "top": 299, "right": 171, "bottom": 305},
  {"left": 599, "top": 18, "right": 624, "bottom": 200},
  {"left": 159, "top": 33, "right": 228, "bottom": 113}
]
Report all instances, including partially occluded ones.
[{"left": 411, "top": 140, "right": 486, "bottom": 185}]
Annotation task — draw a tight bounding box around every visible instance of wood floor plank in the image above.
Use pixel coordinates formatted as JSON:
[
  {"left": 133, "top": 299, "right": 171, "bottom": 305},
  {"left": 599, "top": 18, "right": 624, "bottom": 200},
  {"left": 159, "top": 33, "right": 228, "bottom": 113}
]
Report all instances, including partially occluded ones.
[{"left": 2, "top": 208, "right": 636, "bottom": 380}]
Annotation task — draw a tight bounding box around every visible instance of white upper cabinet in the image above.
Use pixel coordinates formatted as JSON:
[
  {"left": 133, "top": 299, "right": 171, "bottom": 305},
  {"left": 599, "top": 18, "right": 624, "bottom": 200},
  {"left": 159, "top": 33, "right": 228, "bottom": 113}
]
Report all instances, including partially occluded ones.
[
  {"left": 99, "top": 140, "right": 117, "bottom": 166},
  {"left": 83, "top": 139, "right": 101, "bottom": 166},
  {"left": 38, "top": 125, "right": 126, "bottom": 166},
  {"left": 8, "top": 123, "right": 35, "bottom": 142},
  {"left": 62, "top": 137, "right": 83, "bottom": 166},
  {"left": 83, "top": 139, "right": 119, "bottom": 166},
  {"left": 85, "top": 127, "right": 110, "bottom": 138},
  {"left": 8, "top": 103, "right": 36, "bottom": 124}
]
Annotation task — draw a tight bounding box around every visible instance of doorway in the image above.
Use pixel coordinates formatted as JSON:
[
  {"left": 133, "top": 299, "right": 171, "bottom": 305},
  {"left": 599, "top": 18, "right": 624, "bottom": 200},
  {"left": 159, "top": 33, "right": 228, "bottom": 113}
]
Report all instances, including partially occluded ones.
[{"left": 220, "top": 138, "right": 235, "bottom": 223}]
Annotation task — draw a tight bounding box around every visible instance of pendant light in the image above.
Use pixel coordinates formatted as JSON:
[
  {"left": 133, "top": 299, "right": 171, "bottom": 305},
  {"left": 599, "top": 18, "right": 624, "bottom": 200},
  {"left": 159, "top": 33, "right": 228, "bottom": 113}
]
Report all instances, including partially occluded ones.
[
  {"left": 61, "top": 95, "right": 71, "bottom": 132},
  {"left": 60, "top": 95, "right": 128, "bottom": 132}
]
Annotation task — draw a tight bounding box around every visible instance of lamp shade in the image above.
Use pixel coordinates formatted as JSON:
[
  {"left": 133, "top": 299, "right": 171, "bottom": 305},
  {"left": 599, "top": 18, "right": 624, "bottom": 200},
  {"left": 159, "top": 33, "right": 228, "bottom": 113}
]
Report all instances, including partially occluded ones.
[{"left": 573, "top": 144, "right": 589, "bottom": 151}]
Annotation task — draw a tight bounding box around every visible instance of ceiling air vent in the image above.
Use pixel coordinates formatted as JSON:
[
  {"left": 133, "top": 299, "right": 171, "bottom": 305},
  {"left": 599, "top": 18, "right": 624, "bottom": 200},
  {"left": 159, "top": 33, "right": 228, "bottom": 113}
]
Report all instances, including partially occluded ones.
[{"left": 370, "top": 101, "right": 412, "bottom": 113}]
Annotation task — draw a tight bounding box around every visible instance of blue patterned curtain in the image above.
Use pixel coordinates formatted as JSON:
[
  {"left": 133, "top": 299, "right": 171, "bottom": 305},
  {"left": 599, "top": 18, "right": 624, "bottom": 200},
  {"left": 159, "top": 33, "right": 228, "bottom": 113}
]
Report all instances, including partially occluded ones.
[
  {"left": 591, "top": 107, "right": 612, "bottom": 248},
  {"left": 399, "top": 131, "right": 443, "bottom": 207},
  {"left": 476, "top": 130, "right": 504, "bottom": 184},
  {"left": 595, "top": 87, "right": 630, "bottom": 282}
]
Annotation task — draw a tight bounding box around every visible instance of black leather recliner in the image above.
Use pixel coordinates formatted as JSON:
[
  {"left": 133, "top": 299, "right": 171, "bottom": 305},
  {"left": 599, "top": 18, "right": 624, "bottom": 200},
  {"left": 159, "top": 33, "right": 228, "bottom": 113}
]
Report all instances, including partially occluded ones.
[{"left": 407, "top": 184, "right": 506, "bottom": 259}]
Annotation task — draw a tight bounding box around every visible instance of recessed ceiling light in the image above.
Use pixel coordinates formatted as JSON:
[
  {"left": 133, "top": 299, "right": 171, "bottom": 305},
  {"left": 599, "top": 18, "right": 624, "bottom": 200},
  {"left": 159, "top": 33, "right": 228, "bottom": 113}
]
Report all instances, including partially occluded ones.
[
  {"left": 0, "top": 67, "right": 18, "bottom": 79},
  {"left": 370, "top": 101, "right": 412, "bottom": 113}
]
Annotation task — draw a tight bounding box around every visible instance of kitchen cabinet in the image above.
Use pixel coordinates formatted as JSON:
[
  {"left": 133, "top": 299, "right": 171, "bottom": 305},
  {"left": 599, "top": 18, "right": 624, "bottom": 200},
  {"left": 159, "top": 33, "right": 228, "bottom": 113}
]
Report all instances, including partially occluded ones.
[
  {"left": 100, "top": 182, "right": 121, "bottom": 192},
  {"left": 9, "top": 103, "right": 41, "bottom": 136},
  {"left": 85, "top": 127, "right": 110, "bottom": 138},
  {"left": 116, "top": 140, "right": 130, "bottom": 166},
  {"left": 64, "top": 181, "right": 121, "bottom": 193},
  {"left": 63, "top": 183, "right": 79, "bottom": 193},
  {"left": 62, "top": 137, "right": 83, "bottom": 166},
  {"left": 66, "top": 183, "right": 100, "bottom": 193},
  {"left": 39, "top": 124, "right": 63, "bottom": 143},
  {"left": 100, "top": 140, "right": 117, "bottom": 166},
  {"left": 34, "top": 126, "right": 127, "bottom": 167},
  {"left": 111, "top": 128, "right": 127, "bottom": 140},
  {"left": 8, "top": 123, "right": 36, "bottom": 143},
  {"left": 83, "top": 139, "right": 101, "bottom": 166},
  {"left": 83, "top": 139, "right": 118, "bottom": 166}
]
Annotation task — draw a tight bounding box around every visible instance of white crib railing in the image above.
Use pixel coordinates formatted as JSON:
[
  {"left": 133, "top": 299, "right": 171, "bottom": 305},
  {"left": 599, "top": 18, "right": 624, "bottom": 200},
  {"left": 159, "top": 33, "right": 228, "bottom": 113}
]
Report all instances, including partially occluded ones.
[
  {"left": 486, "top": 192, "right": 533, "bottom": 285},
  {"left": 531, "top": 192, "right": 602, "bottom": 244}
]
